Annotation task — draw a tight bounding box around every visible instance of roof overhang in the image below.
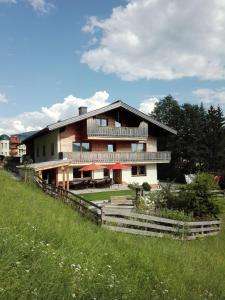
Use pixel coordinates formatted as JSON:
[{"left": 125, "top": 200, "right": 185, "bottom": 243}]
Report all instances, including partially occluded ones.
[
  {"left": 18, "top": 160, "right": 71, "bottom": 171},
  {"left": 23, "top": 100, "right": 177, "bottom": 143}
]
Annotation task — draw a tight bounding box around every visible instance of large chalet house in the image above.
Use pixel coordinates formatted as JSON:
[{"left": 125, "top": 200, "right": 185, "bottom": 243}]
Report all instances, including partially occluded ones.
[{"left": 23, "top": 101, "right": 176, "bottom": 189}]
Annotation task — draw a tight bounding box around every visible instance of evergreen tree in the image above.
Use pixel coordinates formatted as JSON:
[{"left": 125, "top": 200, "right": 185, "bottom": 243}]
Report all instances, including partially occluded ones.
[
  {"left": 151, "top": 96, "right": 225, "bottom": 181},
  {"left": 204, "top": 106, "right": 225, "bottom": 171}
]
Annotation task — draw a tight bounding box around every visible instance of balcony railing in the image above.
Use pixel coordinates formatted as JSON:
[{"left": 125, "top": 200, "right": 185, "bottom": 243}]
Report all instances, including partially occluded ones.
[
  {"left": 61, "top": 151, "right": 171, "bottom": 163},
  {"left": 86, "top": 119, "right": 148, "bottom": 139}
]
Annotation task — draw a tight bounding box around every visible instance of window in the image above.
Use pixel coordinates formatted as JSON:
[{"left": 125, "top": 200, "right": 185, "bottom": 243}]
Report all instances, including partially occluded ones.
[
  {"left": 51, "top": 143, "right": 55, "bottom": 156},
  {"left": 131, "top": 165, "right": 146, "bottom": 176},
  {"left": 115, "top": 121, "right": 121, "bottom": 128},
  {"left": 96, "top": 118, "right": 108, "bottom": 127},
  {"left": 107, "top": 144, "right": 115, "bottom": 152},
  {"left": 72, "top": 142, "right": 91, "bottom": 152},
  {"left": 73, "top": 168, "right": 81, "bottom": 178},
  {"left": 42, "top": 145, "right": 46, "bottom": 156},
  {"left": 131, "top": 143, "right": 146, "bottom": 152},
  {"left": 83, "top": 170, "right": 92, "bottom": 178},
  {"left": 104, "top": 168, "right": 110, "bottom": 177},
  {"left": 36, "top": 146, "right": 39, "bottom": 157},
  {"left": 73, "top": 168, "right": 91, "bottom": 179}
]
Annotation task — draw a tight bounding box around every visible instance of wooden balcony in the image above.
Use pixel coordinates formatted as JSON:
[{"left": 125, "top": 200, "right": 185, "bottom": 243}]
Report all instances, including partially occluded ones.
[
  {"left": 86, "top": 119, "right": 148, "bottom": 140},
  {"left": 61, "top": 151, "right": 171, "bottom": 163}
]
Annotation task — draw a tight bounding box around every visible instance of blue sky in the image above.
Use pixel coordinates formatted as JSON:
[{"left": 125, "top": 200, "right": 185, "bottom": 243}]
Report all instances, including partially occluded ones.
[{"left": 0, "top": 0, "right": 225, "bottom": 134}]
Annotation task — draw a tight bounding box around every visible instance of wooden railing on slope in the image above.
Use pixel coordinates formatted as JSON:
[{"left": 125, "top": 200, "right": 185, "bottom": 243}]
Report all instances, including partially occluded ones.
[
  {"left": 34, "top": 175, "right": 102, "bottom": 224},
  {"left": 33, "top": 176, "right": 222, "bottom": 240},
  {"left": 102, "top": 208, "right": 221, "bottom": 240}
]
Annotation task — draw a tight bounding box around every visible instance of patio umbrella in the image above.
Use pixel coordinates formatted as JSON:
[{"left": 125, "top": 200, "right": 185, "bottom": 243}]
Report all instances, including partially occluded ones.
[
  {"left": 107, "top": 162, "right": 129, "bottom": 170},
  {"left": 79, "top": 163, "right": 106, "bottom": 180},
  {"left": 79, "top": 163, "right": 105, "bottom": 171}
]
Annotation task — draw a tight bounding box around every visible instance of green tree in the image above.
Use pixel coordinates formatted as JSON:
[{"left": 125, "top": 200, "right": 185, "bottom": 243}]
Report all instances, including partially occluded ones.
[
  {"left": 151, "top": 96, "right": 225, "bottom": 181},
  {"left": 204, "top": 106, "right": 225, "bottom": 171}
]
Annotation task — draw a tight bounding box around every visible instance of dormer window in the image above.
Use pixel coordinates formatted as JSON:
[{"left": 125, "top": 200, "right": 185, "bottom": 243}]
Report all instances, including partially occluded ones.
[
  {"left": 115, "top": 121, "right": 121, "bottom": 128},
  {"left": 96, "top": 118, "right": 108, "bottom": 127}
]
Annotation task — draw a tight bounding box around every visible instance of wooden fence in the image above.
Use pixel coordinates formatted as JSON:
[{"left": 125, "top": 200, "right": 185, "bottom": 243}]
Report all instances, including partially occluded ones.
[
  {"left": 33, "top": 176, "right": 221, "bottom": 240},
  {"left": 34, "top": 176, "right": 102, "bottom": 224},
  {"left": 102, "top": 208, "right": 221, "bottom": 240}
]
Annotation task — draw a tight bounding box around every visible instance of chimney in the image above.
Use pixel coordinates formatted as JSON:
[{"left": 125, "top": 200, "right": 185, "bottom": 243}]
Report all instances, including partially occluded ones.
[{"left": 78, "top": 106, "right": 87, "bottom": 116}]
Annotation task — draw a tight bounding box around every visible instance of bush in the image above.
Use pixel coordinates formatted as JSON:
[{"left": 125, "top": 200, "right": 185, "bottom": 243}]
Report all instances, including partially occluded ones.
[
  {"left": 193, "top": 173, "right": 219, "bottom": 190},
  {"left": 218, "top": 174, "right": 225, "bottom": 190},
  {"left": 155, "top": 180, "right": 220, "bottom": 219},
  {"left": 142, "top": 182, "right": 151, "bottom": 191},
  {"left": 177, "top": 181, "right": 219, "bottom": 218}
]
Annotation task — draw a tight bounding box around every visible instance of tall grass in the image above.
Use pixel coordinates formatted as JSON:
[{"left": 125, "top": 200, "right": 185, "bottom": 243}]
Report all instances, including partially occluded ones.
[{"left": 0, "top": 170, "right": 225, "bottom": 299}]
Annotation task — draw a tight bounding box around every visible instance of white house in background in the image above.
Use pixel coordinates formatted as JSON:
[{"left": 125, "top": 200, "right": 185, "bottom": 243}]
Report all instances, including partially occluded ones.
[
  {"left": 22, "top": 100, "right": 177, "bottom": 189},
  {"left": 0, "top": 134, "right": 10, "bottom": 156}
]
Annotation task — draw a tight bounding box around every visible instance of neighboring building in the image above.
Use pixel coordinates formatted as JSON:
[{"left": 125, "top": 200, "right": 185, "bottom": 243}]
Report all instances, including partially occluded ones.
[
  {"left": 17, "top": 143, "right": 26, "bottom": 157},
  {"left": 9, "top": 136, "right": 20, "bottom": 156},
  {"left": 0, "top": 134, "right": 27, "bottom": 158},
  {"left": 0, "top": 134, "right": 10, "bottom": 156},
  {"left": 23, "top": 100, "right": 176, "bottom": 189}
]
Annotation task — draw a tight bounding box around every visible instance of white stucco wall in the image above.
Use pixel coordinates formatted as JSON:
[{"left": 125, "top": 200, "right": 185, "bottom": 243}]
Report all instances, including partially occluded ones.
[
  {"left": 34, "top": 130, "right": 59, "bottom": 162},
  {"left": 57, "top": 164, "right": 158, "bottom": 186},
  {"left": 0, "top": 140, "right": 9, "bottom": 156},
  {"left": 122, "top": 164, "right": 157, "bottom": 185},
  {"left": 146, "top": 136, "right": 157, "bottom": 152}
]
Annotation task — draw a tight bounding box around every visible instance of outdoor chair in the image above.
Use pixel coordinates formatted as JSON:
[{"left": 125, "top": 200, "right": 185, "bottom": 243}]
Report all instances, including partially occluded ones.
[{"left": 70, "top": 180, "right": 86, "bottom": 190}]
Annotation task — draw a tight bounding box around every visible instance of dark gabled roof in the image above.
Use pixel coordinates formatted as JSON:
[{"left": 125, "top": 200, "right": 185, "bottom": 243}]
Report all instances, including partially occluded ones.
[
  {"left": 0, "top": 134, "right": 10, "bottom": 141},
  {"left": 23, "top": 100, "right": 177, "bottom": 143}
]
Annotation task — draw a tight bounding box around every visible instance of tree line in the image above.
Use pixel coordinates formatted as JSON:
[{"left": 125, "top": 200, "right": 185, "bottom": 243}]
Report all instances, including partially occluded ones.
[{"left": 151, "top": 95, "right": 225, "bottom": 182}]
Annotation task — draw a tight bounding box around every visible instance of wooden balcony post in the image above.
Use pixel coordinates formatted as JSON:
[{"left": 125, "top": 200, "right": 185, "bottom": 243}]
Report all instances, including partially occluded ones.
[
  {"left": 66, "top": 167, "right": 70, "bottom": 191},
  {"left": 62, "top": 167, "right": 65, "bottom": 190},
  {"left": 55, "top": 168, "right": 59, "bottom": 190}
]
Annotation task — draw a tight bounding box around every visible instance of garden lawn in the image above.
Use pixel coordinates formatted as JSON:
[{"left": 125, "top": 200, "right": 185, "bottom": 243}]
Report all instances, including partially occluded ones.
[
  {"left": 80, "top": 189, "right": 135, "bottom": 201},
  {"left": 0, "top": 170, "right": 225, "bottom": 300}
]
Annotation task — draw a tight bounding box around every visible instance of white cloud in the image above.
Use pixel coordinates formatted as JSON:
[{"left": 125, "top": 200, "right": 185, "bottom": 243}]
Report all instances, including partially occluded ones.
[
  {"left": 0, "top": 93, "right": 8, "bottom": 103},
  {"left": 81, "top": 0, "right": 225, "bottom": 81},
  {"left": 0, "top": 91, "right": 110, "bottom": 135},
  {"left": 139, "top": 97, "right": 159, "bottom": 114},
  {"left": 0, "top": 0, "right": 54, "bottom": 14},
  {"left": 193, "top": 88, "right": 225, "bottom": 104},
  {"left": 26, "top": 0, "right": 54, "bottom": 14}
]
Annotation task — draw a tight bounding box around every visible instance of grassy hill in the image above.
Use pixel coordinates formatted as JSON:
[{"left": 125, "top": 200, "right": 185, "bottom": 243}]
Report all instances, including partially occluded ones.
[{"left": 1, "top": 170, "right": 225, "bottom": 300}]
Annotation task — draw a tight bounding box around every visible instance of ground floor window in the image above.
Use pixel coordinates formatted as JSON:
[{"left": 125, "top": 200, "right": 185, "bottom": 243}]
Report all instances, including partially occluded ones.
[
  {"left": 104, "top": 168, "right": 110, "bottom": 177},
  {"left": 83, "top": 170, "right": 92, "bottom": 178},
  {"left": 131, "top": 165, "right": 146, "bottom": 176},
  {"left": 73, "top": 168, "right": 81, "bottom": 178},
  {"left": 73, "top": 168, "right": 92, "bottom": 179}
]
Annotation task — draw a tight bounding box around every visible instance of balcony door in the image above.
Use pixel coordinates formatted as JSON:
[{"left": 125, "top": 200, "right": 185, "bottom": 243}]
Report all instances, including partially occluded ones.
[
  {"left": 113, "top": 169, "right": 122, "bottom": 184},
  {"left": 107, "top": 144, "right": 116, "bottom": 152}
]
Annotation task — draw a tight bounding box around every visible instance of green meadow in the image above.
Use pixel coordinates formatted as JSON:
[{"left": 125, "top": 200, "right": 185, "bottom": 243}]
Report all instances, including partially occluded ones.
[{"left": 1, "top": 170, "right": 225, "bottom": 300}]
